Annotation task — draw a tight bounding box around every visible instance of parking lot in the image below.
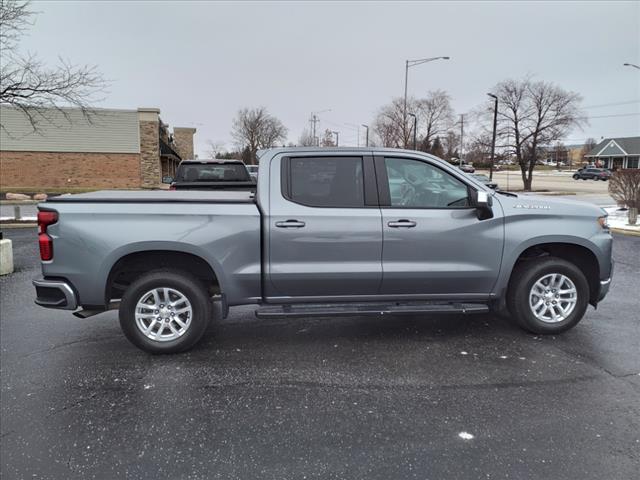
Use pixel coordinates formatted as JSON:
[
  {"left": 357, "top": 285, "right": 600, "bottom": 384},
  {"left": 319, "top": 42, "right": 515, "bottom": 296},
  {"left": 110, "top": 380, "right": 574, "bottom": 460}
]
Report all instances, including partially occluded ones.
[{"left": 0, "top": 227, "right": 638, "bottom": 479}]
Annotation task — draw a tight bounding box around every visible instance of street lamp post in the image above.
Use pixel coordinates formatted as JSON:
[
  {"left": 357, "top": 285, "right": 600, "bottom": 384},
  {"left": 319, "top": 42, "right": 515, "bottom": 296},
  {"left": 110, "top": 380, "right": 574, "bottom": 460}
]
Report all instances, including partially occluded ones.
[
  {"left": 332, "top": 131, "right": 339, "bottom": 147},
  {"left": 403, "top": 56, "right": 450, "bottom": 146},
  {"left": 361, "top": 124, "right": 369, "bottom": 147},
  {"left": 407, "top": 113, "right": 417, "bottom": 150},
  {"left": 623, "top": 63, "right": 640, "bottom": 70},
  {"left": 487, "top": 93, "right": 498, "bottom": 180}
]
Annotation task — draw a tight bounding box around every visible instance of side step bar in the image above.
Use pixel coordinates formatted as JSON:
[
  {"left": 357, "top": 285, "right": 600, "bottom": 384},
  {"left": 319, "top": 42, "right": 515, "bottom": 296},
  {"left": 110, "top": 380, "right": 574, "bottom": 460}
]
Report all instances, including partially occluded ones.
[{"left": 255, "top": 301, "right": 489, "bottom": 319}]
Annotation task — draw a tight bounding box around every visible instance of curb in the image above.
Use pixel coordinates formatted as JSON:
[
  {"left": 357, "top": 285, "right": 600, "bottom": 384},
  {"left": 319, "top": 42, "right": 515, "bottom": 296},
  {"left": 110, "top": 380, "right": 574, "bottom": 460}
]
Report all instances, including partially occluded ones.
[
  {"left": 610, "top": 227, "right": 640, "bottom": 237},
  {"left": 0, "top": 223, "right": 37, "bottom": 229},
  {"left": 0, "top": 200, "right": 38, "bottom": 205}
]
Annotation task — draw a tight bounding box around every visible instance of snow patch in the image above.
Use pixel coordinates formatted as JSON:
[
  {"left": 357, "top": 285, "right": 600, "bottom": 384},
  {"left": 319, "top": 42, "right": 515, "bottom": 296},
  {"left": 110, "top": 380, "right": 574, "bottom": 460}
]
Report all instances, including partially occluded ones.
[
  {"left": 458, "top": 432, "right": 474, "bottom": 440},
  {"left": 604, "top": 207, "right": 640, "bottom": 233}
]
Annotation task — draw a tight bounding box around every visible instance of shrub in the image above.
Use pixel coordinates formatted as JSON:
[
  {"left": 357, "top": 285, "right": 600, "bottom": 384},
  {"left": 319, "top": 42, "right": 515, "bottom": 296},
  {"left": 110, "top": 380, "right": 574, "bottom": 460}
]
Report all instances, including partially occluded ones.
[{"left": 608, "top": 169, "right": 640, "bottom": 225}]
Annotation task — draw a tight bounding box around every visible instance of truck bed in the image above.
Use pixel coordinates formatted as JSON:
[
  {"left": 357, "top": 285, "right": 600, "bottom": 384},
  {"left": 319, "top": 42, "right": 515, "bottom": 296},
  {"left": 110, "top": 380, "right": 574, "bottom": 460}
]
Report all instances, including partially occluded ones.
[
  {"left": 46, "top": 190, "right": 255, "bottom": 204},
  {"left": 39, "top": 189, "right": 262, "bottom": 307}
]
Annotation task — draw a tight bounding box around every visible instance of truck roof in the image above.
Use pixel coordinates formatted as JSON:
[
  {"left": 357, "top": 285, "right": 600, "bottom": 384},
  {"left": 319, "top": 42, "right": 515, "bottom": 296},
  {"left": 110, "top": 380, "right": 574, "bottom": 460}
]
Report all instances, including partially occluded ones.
[{"left": 179, "top": 159, "right": 245, "bottom": 165}]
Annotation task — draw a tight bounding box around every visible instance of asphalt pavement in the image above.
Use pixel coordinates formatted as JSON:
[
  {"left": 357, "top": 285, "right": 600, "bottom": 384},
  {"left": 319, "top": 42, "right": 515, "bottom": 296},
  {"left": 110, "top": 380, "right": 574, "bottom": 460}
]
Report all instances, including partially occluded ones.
[{"left": 1, "top": 228, "right": 638, "bottom": 479}]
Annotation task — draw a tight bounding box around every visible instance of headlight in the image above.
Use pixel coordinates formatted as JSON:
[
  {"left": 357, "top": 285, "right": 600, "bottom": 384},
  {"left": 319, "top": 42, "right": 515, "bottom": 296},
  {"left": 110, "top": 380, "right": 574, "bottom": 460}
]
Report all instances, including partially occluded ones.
[{"left": 598, "top": 216, "right": 609, "bottom": 230}]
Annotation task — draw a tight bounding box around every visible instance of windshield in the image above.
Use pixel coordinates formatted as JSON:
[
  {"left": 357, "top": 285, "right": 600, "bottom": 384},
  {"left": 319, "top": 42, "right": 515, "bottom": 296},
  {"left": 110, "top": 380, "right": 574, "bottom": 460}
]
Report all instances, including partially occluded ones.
[{"left": 175, "top": 163, "right": 250, "bottom": 182}]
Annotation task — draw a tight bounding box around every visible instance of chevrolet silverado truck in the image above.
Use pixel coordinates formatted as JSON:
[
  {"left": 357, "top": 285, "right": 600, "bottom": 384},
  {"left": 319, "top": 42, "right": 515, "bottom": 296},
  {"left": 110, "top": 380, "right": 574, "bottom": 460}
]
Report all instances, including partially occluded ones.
[{"left": 33, "top": 148, "right": 613, "bottom": 354}]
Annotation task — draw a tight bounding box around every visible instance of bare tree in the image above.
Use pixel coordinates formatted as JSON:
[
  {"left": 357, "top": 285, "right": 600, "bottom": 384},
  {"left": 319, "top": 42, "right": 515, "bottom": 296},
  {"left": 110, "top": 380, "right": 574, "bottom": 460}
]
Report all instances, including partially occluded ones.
[
  {"left": 298, "top": 128, "right": 315, "bottom": 147},
  {"left": 230, "top": 107, "right": 288, "bottom": 164},
  {"left": 320, "top": 129, "right": 335, "bottom": 147},
  {"left": 0, "top": 0, "right": 107, "bottom": 133},
  {"left": 372, "top": 97, "right": 409, "bottom": 148},
  {"left": 442, "top": 130, "right": 460, "bottom": 160},
  {"left": 416, "top": 90, "right": 455, "bottom": 150},
  {"left": 205, "top": 140, "right": 226, "bottom": 159},
  {"left": 488, "top": 78, "right": 585, "bottom": 191},
  {"left": 581, "top": 137, "right": 598, "bottom": 163},
  {"left": 372, "top": 91, "right": 454, "bottom": 150},
  {"left": 609, "top": 170, "right": 640, "bottom": 225}
]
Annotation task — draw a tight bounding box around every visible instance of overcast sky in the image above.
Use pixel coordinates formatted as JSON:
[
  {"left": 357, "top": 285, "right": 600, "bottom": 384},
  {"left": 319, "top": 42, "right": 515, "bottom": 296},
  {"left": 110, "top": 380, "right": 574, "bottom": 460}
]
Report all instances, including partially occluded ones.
[{"left": 25, "top": 1, "right": 640, "bottom": 155}]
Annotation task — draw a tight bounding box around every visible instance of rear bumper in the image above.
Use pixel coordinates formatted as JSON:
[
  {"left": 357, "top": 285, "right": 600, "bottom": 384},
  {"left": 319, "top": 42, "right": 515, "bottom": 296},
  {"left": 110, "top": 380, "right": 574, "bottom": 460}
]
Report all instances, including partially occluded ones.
[{"left": 33, "top": 278, "right": 78, "bottom": 310}]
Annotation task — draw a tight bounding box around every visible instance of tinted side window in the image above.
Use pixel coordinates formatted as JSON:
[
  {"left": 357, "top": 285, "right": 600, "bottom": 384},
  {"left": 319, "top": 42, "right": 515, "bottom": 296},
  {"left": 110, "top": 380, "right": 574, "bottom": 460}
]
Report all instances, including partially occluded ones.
[
  {"left": 385, "top": 157, "right": 470, "bottom": 208},
  {"left": 288, "top": 157, "right": 364, "bottom": 207}
]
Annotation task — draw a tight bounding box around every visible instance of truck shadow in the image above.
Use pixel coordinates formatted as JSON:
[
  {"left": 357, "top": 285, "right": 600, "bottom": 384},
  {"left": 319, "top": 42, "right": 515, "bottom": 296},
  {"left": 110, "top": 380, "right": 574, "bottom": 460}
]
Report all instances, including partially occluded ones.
[{"left": 200, "top": 310, "right": 520, "bottom": 349}]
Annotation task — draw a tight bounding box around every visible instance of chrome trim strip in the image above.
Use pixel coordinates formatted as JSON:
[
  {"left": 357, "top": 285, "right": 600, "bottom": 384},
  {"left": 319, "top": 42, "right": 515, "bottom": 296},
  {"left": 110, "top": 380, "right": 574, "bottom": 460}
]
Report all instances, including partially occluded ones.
[
  {"left": 600, "top": 277, "right": 612, "bottom": 286},
  {"left": 33, "top": 279, "right": 78, "bottom": 310}
]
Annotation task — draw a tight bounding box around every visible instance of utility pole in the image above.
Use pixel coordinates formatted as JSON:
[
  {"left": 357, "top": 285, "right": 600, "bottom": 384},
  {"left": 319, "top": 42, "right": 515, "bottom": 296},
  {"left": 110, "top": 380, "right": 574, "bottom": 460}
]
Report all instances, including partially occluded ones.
[
  {"left": 407, "top": 113, "right": 417, "bottom": 150},
  {"left": 311, "top": 114, "right": 320, "bottom": 146},
  {"left": 332, "top": 131, "right": 339, "bottom": 147},
  {"left": 488, "top": 93, "right": 498, "bottom": 180},
  {"left": 459, "top": 114, "right": 464, "bottom": 167},
  {"left": 362, "top": 124, "right": 369, "bottom": 147},
  {"left": 310, "top": 109, "right": 331, "bottom": 146}
]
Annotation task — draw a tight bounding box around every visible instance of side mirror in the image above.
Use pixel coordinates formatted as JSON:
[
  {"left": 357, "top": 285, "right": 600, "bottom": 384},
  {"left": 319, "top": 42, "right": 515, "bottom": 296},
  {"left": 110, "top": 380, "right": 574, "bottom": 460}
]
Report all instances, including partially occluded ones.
[
  {"left": 162, "top": 176, "right": 174, "bottom": 184},
  {"left": 474, "top": 190, "right": 494, "bottom": 220}
]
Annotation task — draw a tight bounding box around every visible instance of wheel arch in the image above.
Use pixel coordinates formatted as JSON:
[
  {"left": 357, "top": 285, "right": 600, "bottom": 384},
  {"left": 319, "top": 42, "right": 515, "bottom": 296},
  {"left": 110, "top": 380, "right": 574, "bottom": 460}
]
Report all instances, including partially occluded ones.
[
  {"left": 103, "top": 244, "right": 224, "bottom": 305},
  {"left": 504, "top": 240, "right": 601, "bottom": 306}
]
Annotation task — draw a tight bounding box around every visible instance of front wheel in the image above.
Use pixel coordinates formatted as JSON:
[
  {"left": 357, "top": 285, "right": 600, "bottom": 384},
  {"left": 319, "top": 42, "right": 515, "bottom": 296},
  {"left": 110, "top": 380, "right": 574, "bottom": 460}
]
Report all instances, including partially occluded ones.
[
  {"left": 119, "top": 269, "right": 213, "bottom": 353},
  {"left": 572, "top": 174, "right": 579, "bottom": 180},
  {"left": 506, "top": 257, "right": 590, "bottom": 334}
]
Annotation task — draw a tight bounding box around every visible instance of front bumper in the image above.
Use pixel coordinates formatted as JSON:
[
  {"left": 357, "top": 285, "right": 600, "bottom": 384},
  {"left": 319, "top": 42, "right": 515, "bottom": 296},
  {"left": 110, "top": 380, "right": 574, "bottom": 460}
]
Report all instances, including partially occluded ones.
[
  {"left": 597, "top": 260, "right": 614, "bottom": 302},
  {"left": 33, "top": 278, "right": 78, "bottom": 310}
]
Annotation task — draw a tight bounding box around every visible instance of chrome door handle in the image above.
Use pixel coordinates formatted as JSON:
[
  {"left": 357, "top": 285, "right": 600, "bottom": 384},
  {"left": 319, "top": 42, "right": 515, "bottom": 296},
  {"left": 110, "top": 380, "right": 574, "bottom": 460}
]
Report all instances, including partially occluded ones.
[
  {"left": 388, "top": 219, "right": 417, "bottom": 228},
  {"left": 275, "top": 220, "right": 306, "bottom": 228}
]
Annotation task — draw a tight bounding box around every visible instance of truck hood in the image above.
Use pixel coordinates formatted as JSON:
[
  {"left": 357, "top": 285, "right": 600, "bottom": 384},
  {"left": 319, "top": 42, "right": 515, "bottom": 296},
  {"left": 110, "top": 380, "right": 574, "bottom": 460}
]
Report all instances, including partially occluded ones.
[{"left": 495, "top": 193, "right": 607, "bottom": 219}]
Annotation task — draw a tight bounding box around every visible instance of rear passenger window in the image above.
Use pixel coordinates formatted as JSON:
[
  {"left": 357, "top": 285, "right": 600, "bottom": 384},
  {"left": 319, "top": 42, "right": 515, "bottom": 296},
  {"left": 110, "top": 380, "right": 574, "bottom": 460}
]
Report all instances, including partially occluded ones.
[{"left": 286, "top": 157, "right": 364, "bottom": 207}]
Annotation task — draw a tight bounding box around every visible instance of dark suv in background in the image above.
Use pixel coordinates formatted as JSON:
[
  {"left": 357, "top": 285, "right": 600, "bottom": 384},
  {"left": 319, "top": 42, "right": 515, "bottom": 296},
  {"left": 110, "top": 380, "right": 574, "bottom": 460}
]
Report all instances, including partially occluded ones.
[
  {"left": 573, "top": 168, "right": 611, "bottom": 181},
  {"left": 166, "top": 159, "right": 256, "bottom": 190}
]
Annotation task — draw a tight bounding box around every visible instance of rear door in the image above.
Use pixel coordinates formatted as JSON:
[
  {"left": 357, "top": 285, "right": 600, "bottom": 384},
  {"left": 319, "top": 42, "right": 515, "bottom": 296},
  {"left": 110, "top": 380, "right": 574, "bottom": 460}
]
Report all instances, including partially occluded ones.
[
  {"left": 376, "top": 155, "right": 504, "bottom": 297},
  {"left": 266, "top": 153, "right": 382, "bottom": 299}
]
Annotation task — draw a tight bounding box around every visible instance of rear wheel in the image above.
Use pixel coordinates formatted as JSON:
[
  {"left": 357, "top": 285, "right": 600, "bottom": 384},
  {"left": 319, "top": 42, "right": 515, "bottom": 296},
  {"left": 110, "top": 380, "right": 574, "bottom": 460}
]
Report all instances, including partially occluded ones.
[
  {"left": 119, "top": 269, "right": 212, "bottom": 353},
  {"left": 507, "top": 257, "right": 590, "bottom": 334}
]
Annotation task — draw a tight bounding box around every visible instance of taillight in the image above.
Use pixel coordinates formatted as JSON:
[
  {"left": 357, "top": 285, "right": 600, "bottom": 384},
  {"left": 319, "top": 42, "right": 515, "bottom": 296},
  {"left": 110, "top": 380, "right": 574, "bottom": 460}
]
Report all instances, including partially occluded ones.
[
  {"left": 169, "top": 184, "right": 176, "bottom": 190},
  {"left": 37, "top": 211, "right": 58, "bottom": 261}
]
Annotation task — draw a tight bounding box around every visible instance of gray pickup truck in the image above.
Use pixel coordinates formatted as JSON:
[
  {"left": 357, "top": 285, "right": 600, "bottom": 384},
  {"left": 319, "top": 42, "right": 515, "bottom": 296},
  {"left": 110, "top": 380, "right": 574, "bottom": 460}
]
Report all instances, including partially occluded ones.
[{"left": 33, "top": 148, "right": 613, "bottom": 353}]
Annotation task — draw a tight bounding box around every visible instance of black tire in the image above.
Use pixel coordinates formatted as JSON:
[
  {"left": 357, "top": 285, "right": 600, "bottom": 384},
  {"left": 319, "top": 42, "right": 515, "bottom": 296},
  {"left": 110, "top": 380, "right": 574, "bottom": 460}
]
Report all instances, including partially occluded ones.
[
  {"left": 506, "top": 256, "right": 590, "bottom": 334},
  {"left": 119, "top": 269, "right": 213, "bottom": 354},
  {"left": 572, "top": 174, "right": 579, "bottom": 180}
]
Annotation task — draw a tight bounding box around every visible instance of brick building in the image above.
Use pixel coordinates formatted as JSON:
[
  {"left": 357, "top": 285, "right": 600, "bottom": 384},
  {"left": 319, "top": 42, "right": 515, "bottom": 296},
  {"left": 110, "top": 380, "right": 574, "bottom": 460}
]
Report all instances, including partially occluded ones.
[{"left": 0, "top": 106, "right": 196, "bottom": 190}]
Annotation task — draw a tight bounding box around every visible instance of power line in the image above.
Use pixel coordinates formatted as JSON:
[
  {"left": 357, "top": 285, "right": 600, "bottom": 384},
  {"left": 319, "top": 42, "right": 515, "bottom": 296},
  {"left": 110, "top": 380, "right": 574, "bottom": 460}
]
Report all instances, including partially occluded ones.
[
  {"left": 582, "top": 100, "right": 640, "bottom": 109},
  {"left": 578, "top": 112, "right": 640, "bottom": 120}
]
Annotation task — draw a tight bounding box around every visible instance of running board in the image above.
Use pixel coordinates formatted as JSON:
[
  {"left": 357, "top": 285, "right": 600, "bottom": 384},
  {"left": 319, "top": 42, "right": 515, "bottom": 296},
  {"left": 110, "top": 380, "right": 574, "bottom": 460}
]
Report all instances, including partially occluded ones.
[{"left": 255, "top": 301, "right": 489, "bottom": 319}]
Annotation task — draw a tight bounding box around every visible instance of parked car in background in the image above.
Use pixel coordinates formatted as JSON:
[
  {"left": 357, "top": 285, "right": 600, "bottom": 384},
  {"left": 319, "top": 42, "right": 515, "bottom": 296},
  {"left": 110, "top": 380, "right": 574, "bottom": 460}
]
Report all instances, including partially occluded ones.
[
  {"left": 572, "top": 168, "right": 611, "bottom": 181},
  {"left": 33, "top": 147, "right": 613, "bottom": 354},
  {"left": 246, "top": 165, "right": 259, "bottom": 181},
  {"left": 471, "top": 173, "right": 498, "bottom": 189},
  {"left": 458, "top": 164, "right": 475, "bottom": 173},
  {"left": 168, "top": 159, "right": 256, "bottom": 190}
]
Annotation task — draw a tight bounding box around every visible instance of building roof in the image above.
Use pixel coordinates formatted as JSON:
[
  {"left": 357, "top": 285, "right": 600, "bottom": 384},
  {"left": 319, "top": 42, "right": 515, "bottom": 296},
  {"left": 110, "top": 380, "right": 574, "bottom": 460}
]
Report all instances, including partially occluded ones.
[{"left": 586, "top": 136, "right": 640, "bottom": 157}]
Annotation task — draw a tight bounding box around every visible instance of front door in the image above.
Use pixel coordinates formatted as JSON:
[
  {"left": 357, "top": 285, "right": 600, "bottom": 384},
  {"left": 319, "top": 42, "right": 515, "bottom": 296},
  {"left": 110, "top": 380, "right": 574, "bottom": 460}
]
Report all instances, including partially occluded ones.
[
  {"left": 376, "top": 156, "right": 503, "bottom": 297},
  {"left": 266, "top": 154, "right": 382, "bottom": 299}
]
